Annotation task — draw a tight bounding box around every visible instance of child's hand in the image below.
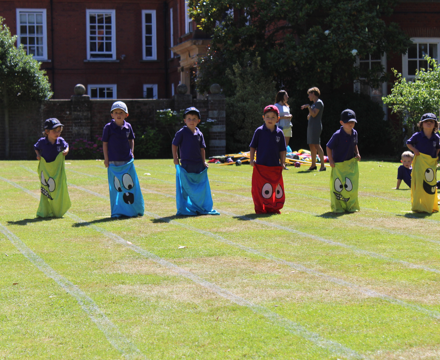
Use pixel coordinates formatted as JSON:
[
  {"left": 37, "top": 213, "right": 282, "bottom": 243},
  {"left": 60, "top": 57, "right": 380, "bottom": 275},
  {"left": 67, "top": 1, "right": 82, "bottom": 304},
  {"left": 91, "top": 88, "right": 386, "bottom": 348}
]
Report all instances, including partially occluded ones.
[
  {"left": 62, "top": 149, "right": 69, "bottom": 156},
  {"left": 204, "top": 162, "right": 209, "bottom": 168},
  {"left": 355, "top": 154, "right": 361, "bottom": 161},
  {"left": 329, "top": 160, "right": 335, "bottom": 168},
  {"left": 104, "top": 159, "right": 109, "bottom": 168},
  {"left": 250, "top": 160, "right": 255, "bottom": 167},
  {"left": 300, "top": 104, "right": 310, "bottom": 110},
  {"left": 413, "top": 149, "right": 420, "bottom": 156},
  {"left": 36, "top": 155, "right": 41, "bottom": 161},
  {"left": 173, "top": 158, "right": 179, "bottom": 165}
]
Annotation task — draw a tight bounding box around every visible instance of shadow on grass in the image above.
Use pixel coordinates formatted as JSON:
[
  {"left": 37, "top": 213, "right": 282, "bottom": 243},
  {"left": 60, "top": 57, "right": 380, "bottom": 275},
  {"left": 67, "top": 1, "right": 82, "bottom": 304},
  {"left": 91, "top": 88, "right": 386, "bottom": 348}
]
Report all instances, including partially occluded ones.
[
  {"left": 151, "top": 215, "right": 183, "bottom": 223},
  {"left": 232, "top": 213, "right": 280, "bottom": 221},
  {"left": 7, "top": 217, "right": 57, "bottom": 225},
  {"left": 71, "top": 216, "right": 132, "bottom": 227},
  {"left": 316, "top": 211, "right": 354, "bottom": 218},
  {"left": 398, "top": 212, "right": 435, "bottom": 219}
]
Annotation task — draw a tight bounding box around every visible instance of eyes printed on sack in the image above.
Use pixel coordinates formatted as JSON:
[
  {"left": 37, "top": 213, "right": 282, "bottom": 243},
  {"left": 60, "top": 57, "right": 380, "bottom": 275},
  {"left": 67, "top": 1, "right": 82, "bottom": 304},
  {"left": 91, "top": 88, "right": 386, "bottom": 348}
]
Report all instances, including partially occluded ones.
[
  {"left": 423, "top": 167, "right": 436, "bottom": 195},
  {"left": 40, "top": 171, "right": 56, "bottom": 192},
  {"left": 113, "top": 173, "right": 135, "bottom": 205},
  {"left": 261, "top": 183, "right": 283, "bottom": 199},
  {"left": 333, "top": 177, "right": 352, "bottom": 202}
]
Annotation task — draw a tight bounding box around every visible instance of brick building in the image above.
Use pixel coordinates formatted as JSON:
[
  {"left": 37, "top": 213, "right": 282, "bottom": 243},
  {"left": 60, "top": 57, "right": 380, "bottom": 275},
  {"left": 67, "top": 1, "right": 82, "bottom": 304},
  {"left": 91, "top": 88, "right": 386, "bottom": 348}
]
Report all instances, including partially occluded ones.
[{"left": 0, "top": 0, "right": 210, "bottom": 100}]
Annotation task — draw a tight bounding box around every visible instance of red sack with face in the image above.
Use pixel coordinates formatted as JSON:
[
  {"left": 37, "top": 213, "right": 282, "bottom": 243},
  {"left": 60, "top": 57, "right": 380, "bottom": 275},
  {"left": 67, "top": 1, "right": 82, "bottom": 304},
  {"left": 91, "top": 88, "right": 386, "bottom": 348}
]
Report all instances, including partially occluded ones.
[{"left": 251, "top": 164, "right": 285, "bottom": 214}]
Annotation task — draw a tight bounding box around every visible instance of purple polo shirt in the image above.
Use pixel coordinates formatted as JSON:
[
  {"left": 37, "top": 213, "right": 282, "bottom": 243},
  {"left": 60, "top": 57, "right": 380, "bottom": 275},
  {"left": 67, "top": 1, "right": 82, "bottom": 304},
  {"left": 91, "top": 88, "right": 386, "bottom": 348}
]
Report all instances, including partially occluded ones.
[
  {"left": 249, "top": 124, "right": 286, "bottom": 166},
  {"left": 397, "top": 165, "right": 412, "bottom": 188},
  {"left": 406, "top": 131, "right": 440, "bottom": 158},
  {"left": 172, "top": 126, "right": 206, "bottom": 167},
  {"left": 326, "top": 127, "right": 358, "bottom": 163},
  {"left": 102, "top": 120, "right": 135, "bottom": 162},
  {"left": 34, "top": 137, "right": 69, "bottom": 163}
]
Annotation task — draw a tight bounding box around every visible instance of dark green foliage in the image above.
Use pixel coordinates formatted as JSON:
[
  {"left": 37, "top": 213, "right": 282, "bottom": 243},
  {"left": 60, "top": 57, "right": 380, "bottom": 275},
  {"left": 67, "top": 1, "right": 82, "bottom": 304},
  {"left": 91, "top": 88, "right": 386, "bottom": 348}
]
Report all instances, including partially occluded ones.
[
  {"left": 69, "top": 135, "right": 103, "bottom": 160},
  {"left": 0, "top": 17, "right": 52, "bottom": 158},
  {"left": 190, "top": 0, "right": 411, "bottom": 96},
  {"left": 225, "top": 55, "right": 276, "bottom": 153},
  {"left": 135, "top": 126, "right": 164, "bottom": 159},
  {"left": 290, "top": 90, "right": 391, "bottom": 156}
]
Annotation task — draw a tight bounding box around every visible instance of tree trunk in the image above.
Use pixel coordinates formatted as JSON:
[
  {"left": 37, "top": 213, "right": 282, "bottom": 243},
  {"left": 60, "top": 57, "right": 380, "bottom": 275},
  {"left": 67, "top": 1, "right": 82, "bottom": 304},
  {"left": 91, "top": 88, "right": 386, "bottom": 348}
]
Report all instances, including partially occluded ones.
[{"left": 3, "top": 86, "right": 9, "bottom": 159}]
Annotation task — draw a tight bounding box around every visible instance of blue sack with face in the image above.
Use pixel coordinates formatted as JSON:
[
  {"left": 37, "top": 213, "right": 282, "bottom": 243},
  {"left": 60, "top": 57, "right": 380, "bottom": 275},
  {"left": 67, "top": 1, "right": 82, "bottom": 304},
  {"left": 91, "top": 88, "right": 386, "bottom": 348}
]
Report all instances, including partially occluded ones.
[
  {"left": 107, "top": 159, "right": 144, "bottom": 217},
  {"left": 175, "top": 165, "right": 220, "bottom": 216}
]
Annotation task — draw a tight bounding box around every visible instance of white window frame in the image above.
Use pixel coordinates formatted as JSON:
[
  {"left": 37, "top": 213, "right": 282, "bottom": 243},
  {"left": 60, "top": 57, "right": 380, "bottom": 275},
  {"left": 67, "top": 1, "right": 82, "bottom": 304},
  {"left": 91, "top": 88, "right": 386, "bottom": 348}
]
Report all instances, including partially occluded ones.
[
  {"left": 142, "top": 10, "right": 157, "bottom": 60},
  {"left": 170, "top": 8, "right": 174, "bottom": 58},
  {"left": 143, "top": 84, "right": 158, "bottom": 99},
  {"left": 16, "top": 9, "right": 48, "bottom": 60},
  {"left": 402, "top": 38, "right": 440, "bottom": 79},
  {"left": 354, "top": 53, "right": 388, "bottom": 119},
  {"left": 87, "top": 84, "right": 117, "bottom": 99},
  {"left": 184, "top": 0, "right": 192, "bottom": 34},
  {"left": 86, "top": 9, "right": 116, "bottom": 60},
  {"left": 171, "top": 83, "right": 175, "bottom": 96}
]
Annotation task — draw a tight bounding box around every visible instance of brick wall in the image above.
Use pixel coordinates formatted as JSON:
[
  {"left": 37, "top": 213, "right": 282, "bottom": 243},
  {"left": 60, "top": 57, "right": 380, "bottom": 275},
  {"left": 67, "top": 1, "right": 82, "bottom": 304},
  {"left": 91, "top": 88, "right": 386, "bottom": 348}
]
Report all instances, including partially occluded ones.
[{"left": 0, "top": 93, "right": 226, "bottom": 160}]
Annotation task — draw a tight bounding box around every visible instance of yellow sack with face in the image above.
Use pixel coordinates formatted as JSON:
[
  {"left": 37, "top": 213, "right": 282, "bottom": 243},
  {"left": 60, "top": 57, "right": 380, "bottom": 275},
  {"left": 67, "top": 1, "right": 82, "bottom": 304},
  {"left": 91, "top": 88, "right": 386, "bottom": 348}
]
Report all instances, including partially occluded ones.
[
  {"left": 330, "top": 157, "right": 360, "bottom": 213},
  {"left": 411, "top": 153, "right": 438, "bottom": 213}
]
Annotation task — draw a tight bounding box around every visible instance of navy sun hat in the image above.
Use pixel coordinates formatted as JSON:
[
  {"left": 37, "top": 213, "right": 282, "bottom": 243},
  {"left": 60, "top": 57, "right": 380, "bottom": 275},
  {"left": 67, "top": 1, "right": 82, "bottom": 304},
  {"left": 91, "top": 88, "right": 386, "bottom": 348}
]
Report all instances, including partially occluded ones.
[
  {"left": 420, "top": 113, "right": 438, "bottom": 122},
  {"left": 110, "top": 101, "right": 128, "bottom": 113},
  {"left": 44, "top": 118, "right": 63, "bottom": 130},
  {"left": 184, "top": 107, "right": 201, "bottom": 118},
  {"left": 341, "top": 109, "right": 357, "bottom": 123}
]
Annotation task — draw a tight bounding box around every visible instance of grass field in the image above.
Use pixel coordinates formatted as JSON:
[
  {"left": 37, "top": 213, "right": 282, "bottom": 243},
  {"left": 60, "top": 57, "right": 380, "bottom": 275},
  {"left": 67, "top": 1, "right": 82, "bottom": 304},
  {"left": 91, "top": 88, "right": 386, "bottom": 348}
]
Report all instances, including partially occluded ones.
[{"left": 2, "top": 158, "right": 440, "bottom": 359}]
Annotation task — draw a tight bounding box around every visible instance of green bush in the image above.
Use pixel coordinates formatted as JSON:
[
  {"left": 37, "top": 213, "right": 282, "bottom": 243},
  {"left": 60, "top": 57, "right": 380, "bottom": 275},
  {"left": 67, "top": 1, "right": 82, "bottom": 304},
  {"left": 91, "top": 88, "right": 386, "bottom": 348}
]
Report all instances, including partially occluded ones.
[
  {"left": 135, "top": 126, "right": 164, "bottom": 159},
  {"left": 290, "top": 90, "right": 390, "bottom": 156},
  {"left": 69, "top": 135, "right": 103, "bottom": 160},
  {"left": 225, "top": 54, "right": 276, "bottom": 153}
]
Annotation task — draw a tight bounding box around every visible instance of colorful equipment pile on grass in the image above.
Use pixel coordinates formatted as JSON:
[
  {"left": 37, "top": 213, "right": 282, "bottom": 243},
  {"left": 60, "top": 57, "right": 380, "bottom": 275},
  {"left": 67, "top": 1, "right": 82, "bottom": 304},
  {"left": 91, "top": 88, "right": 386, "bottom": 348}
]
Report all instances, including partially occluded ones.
[{"left": 209, "top": 148, "right": 329, "bottom": 167}]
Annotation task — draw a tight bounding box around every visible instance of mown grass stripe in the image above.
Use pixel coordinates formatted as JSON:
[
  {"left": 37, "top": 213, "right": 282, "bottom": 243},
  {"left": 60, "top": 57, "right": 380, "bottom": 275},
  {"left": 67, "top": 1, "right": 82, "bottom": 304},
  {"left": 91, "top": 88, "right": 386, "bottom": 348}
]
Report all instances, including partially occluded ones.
[
  {"left": 0, "top": 223, "right": 146, "bottom": 360},
  {"left": 3, "top": 174, "right": 365, "bottom": 359}
]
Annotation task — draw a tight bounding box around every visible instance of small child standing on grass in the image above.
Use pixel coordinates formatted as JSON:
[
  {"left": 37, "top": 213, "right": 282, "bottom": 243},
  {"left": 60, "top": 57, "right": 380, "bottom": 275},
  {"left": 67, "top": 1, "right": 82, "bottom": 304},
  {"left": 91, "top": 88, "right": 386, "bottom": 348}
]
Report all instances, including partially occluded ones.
[
  {"left": 172, "top": 107, "right": 219, "bottom": 216},
  {"left": 395, "top": 151, "right": 414, "bottom": 190},
  {"left": 34, "top": 118, "right": 71, "bottom": 217},
  {"left": 102, "top": 101, "right": 144, "bottom": 217},
  {"left": 249, "top": 105, "right": 287, "bottom": 214},
  {"left": 326, "top": 109, "right": 361, "bottom": 213},
  {"left": 406, "top": 113, "right": 440, "bottom": 213}
]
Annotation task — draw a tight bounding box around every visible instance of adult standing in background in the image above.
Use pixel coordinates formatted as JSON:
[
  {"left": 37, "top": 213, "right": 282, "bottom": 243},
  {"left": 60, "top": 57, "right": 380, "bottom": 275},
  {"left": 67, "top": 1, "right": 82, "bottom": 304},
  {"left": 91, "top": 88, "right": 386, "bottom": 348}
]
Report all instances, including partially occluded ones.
[
  {"left": 301, "top": 87, "right": 326, "bottom": 171},
  {"left": 274, "top": 90, "right": 292, "bottom": 170}
]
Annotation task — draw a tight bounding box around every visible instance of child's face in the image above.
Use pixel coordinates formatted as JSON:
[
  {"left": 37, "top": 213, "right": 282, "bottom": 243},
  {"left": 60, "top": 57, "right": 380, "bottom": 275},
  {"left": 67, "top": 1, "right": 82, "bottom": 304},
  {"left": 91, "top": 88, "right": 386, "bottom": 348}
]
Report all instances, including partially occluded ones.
[
  {"left": 421, "top": 120, "right": 436, "bottom": 132},
  {"left": 402, "top": 156, "right": 413, "bottom": 169},
  {"left": 262, "top": 111, "right": 279, "bottom": 129},
  {"left": 47, "top": 127, "right": 62, "bottom": 142},
  {"left": 111, "top": 109, "right": 128, "bottom": 123},
  {"left": 340, "top": 121, "right": 355, "bottom": 134},
  {"left": 184, "top": 114, "right": 200, "bottom": 131}
]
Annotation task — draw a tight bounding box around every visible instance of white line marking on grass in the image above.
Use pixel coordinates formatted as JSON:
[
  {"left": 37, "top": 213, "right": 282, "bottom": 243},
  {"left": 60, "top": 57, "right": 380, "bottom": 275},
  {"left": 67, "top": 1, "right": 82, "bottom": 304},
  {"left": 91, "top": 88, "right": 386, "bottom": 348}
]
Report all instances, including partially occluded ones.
[
  {"left": 0, "top": 223, "right": 145, "bottom": 360},
  {"left": 4, "top": 175, "right": 365, "bottom": 359}
]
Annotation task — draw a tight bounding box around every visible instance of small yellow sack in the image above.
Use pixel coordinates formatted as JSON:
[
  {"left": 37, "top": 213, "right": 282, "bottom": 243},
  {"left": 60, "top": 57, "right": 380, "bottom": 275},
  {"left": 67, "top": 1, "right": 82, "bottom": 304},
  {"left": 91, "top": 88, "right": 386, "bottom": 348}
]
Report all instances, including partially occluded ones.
[{"left": 411, "top": 153, "right": 438, "bottom": 213}]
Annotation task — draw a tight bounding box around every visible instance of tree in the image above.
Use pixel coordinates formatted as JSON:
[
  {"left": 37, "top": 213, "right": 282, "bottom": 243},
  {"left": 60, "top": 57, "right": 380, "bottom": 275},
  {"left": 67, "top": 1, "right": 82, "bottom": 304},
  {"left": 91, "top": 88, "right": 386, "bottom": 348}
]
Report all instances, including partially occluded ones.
[
  {"left": 225, "top": 54, "right": 276, "bottom": 152},
  {"left": 383, "top": 57, "right": 440, "bottom": 149},
  {"left": 189, "top": 0, "right": 411, "bottom": 96},
  {"left": 0, "top": 17, "right": 52, "bottom": 158}
]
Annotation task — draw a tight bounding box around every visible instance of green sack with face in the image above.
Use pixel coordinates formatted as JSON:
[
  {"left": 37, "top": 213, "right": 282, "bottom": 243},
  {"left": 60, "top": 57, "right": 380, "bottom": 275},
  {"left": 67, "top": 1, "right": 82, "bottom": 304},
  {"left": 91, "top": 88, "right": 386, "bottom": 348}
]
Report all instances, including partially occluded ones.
[
  {"left": 37, "top": 153, "right": 71, "bottom": 218},
  {"left": 330, "top": 157, "right": 360, "bottom": 213}
]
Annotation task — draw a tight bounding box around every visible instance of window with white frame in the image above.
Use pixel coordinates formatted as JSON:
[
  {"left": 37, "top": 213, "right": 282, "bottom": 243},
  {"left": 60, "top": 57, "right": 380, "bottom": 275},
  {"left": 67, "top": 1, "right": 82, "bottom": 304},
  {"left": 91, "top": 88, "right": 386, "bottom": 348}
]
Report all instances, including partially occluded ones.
[
  {"left": 184, "top": 0, "right": 193, "bottom": 33},
  {"left": 88, "top": 84, "right": 116, "bottom": 99},
  {"left": 403, "top": 39, "right": 440, "bottom": 78},
  {"left": 354, "top": 53, "right": 387, "bottom": 119},
  {"left": 170, "top": 8, "right": 174, "bottom": 58},
  {"left": 143, "top": 84, "right": 158, "bottom": 99},
  {"left": 86, "top": 10, "right": 116, "bottom": 60},
  {"left": 142, "top": 10, "right": 157, "bottom": 60},
  {"left": 16, "top": 9, "right": 47, "bottom": 60}
]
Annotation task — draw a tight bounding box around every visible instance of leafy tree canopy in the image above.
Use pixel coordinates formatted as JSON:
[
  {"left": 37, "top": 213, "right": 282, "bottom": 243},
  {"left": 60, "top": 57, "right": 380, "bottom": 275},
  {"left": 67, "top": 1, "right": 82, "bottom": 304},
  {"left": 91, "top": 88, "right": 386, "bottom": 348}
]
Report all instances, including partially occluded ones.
[
  {"left": 189, "top": 0, "right": 411, "bottom": 96},
  {"left": 0, "top": 17, "right": 52, "bottom": 103}
]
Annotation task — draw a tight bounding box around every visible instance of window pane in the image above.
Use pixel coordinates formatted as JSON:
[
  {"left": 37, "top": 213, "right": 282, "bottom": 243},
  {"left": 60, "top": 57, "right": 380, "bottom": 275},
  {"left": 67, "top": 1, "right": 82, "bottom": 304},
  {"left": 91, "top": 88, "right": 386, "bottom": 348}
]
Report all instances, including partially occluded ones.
[
  {"left": 359, "top": 62, "right": 369, "bottom": 72},
  {"left": 107, "top": 88, "right": 113, "bottom": 98},
  {"left": 371, "top": 52, "right": 381, "bottom": 61},
  {"left": 20, "top": 37, "right": 28, "bottom": 45},
  {"left": 371, "top": 62, "right": 382, "bottom": 72},
  {"left": 29, "top": 37, "right": 35, "bottom": 45},
  {"left": 418, "top": 44, "right": 428, "bottom": 58},
  {"left": 36, "top": 25, "right": 43, "bottom": 34},
  {"left": 36, "top": 14, "right": 43, "bottom": 24},
  {"left": 145, "top": 25, "right": 152, "bottom": 35},
  {"left": 145, "top": 14, "right": 152, "bottom": 23},
  {"left": 145, "top": 37, "right": 152, "bottom": 46},
  {"left": 29, "top": 26, "right": 35, "bottom": 35},
  {"left": 105, "top": 42, "right": 112, "bottom": 52},
  {"left": 145, "top": 47, "right": 152, "bottom": 57},
  {"left": 20, "top": 25, "right": 27, "bottom": 34},
  {"left": 146, "top": 88, "right": 154, "bottom": 98},
  {"left": 419, "top": 60, "right": 428, "bottom": 70},
  {"left": 408, "top": 44, "right": 417, "bottom": 59},
  {"left": 90, "top": 42, "right": 96, "bottom": 51},
  {"left": 20, "top": 14, "right": 27, "bottom": 24},
  {"left": 37, "top": 47, "right": 43, "bottom": 56},
  {"left": 429, "top": 44, "right": 438, "bottom": 59},
  {"left": 28, "top": 14, "right": 35, "bottom": 24},
  {"left": 91, "top": 88, "right": 97, "bottom": 98},
  {"left": 408, "top": 60, "right": 417, "bottom": 76},
  {"left": 37, "top": 37, "right": 43, "bottom": 45}
]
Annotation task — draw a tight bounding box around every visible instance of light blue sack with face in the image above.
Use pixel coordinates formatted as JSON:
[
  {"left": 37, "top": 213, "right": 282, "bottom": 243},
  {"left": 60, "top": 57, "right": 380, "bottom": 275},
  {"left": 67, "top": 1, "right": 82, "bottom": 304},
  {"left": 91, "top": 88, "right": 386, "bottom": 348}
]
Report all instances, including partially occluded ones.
[
  {"left": 175, "top": 165, "right": 220, "bottom": 216},
  {"left": 108, "top": 159, "right": 144, "bottom": 217}
]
